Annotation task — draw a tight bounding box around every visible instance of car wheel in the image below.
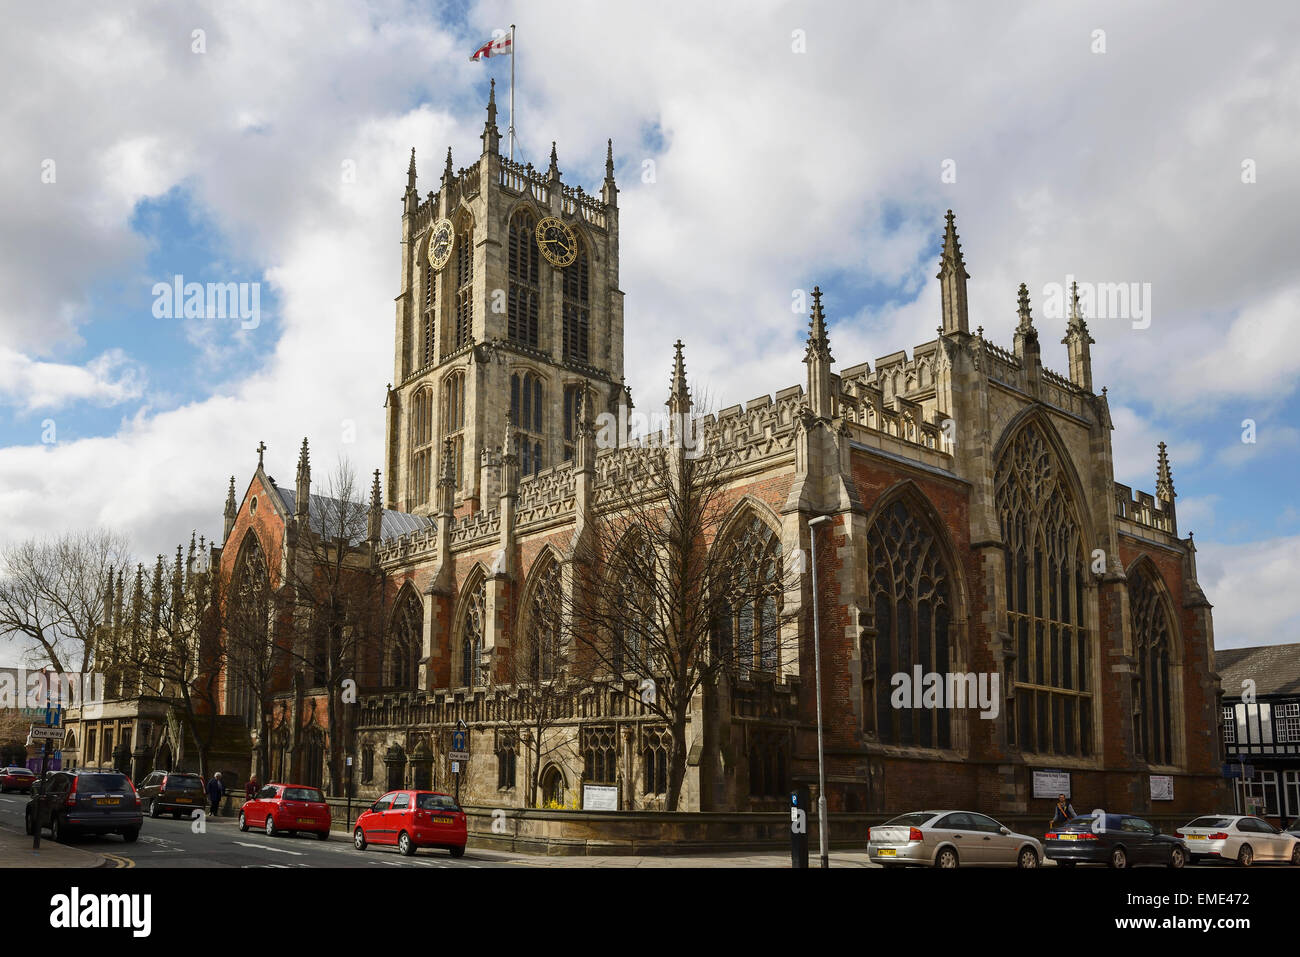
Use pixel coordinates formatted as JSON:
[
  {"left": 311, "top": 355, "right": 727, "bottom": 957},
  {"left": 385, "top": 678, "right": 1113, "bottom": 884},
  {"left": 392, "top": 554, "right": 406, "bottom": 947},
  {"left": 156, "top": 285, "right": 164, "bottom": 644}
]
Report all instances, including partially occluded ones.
[
  {"left": 265, "top": 814, "right": 277, "bottom": 837},
  {"left": 23, "top": 810, "right": 34, "bottom": 835},
  {"left": 172, "top": 810, "right": 182, "bottom": 819},
  {"left": 238, "top": 811, "right": 248, "bottom": 832},
  {"left": 51, "top": 814, "right": 69, "bottom": 843},
  {"left": 1291, "top": 844, "right": 1300, "bottom": 866},
  {"left": 450, "top": 845, "right": 465, "bottom": 859},
  {"left": 1237, "top": 844, "right": 1253, "bottom": 867},
  {"left": 1168, "top": 846, "right": 1186, "bottom": 869},
  {"left": 316, "top": 829, "right": 329, "bottom": 841},
  {"left": 1017, "top": 846, "right": 1039, "bottom": 868},
  {"left": 121, "top": 828, "right": 140, "bottom": 843},
  {"left": 353, "top": 827, "right": 367, "bottom": 850},
  {"left": 398, "top": 831, "right": 415, "bottom": 856},
  {"left": 149, "top": 799, "right": 160, "bottom": 818},
  {"left": 1109, "top": 847, "right": 1128, "bottom": 869},
  {"left": 934, "top": 847, "right": 959, "bottom": 868}
]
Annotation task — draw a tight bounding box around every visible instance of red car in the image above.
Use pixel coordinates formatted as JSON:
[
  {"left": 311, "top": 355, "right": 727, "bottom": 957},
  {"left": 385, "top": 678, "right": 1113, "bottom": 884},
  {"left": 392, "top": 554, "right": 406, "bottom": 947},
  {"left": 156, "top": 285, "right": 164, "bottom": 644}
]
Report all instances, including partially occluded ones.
[
  {"left": 1, "top": 767, "right": 37, "bottom": 793},
  {"left": 353, "top": 790, "right": 467, "bottom": 857},
  {"left": 238, "top": 783, "right": 331, "bottom": 840}
]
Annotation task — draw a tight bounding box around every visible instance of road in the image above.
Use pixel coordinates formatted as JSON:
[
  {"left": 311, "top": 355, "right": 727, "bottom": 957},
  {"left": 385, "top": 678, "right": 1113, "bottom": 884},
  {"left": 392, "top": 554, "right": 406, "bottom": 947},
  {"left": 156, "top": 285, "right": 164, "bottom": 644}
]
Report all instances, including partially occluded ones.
[{"left": 0, "top": 794, "right": 527, "bottom": 869}]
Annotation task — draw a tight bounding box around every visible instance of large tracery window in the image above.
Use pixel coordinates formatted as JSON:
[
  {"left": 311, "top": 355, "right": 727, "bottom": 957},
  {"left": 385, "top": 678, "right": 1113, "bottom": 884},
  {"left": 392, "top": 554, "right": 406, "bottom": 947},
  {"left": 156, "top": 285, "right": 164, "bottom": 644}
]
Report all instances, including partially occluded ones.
[
  {"left": 868, "top": 498, "right": 954, "bottom": 749},
  {"left": 997, "top": 422, "right": 1091, "bottom": 756},
  {"left": 386, "top": 588, "right": 422, "bottom": 691},
  {"left": 717, "top": 516, "right": 783, "bottom": 677},
  {"left": 507, "top": 209, "right": 540, "bottom": 348},
  {"left": 611, "top": 534, "right": 653, "bottom": 675},
  {"left": 421, "top": 262, "right": 436, "bottom": 367},
  {"left": 1130, "top": 565, "right": 1174, "bottom": 765},
  {"left": 562, "top": 240, "right": 589, "bottom": 364},
  {"left": 527, "top": 558, "right": 562, "bottom": 681},
  {"left": 228, "top": 533, "right": 271, "bottom": 728},
  {"left": 458, "top": 577, "right": 486, "bottom": 687},
  {"left": 442, "top": 372, "right": 465, "bottom": 490}
]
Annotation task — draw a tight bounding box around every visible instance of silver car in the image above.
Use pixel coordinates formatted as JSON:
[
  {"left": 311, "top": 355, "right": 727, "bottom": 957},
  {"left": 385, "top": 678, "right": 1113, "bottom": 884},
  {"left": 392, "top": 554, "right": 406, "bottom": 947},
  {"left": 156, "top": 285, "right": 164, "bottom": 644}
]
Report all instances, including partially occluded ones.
[
  {"left": 868, "top": 809, "right": 1043, "bottom": 868},
  {"left": 1177, "top": 814, "right": 1300, "bottom": 866}
]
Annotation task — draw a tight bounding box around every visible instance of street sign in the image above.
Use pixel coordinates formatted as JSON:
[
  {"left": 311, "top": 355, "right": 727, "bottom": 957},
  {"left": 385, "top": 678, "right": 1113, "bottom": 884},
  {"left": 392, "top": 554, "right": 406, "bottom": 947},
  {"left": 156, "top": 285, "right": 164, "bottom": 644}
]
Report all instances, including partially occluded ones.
[
  {"left": 451, "top": 761, "right": 460, "bottom": 774},
  {"left": 1222, "top": 763, "right": 1240, "bottom": 778},
  {"left": 28, "top": 725, "right": 64, "bottom": 742},
  {"left": 452, "top": 729, "right": 467, "bottom": 752},
  {"left": 449, "top": 750, "right": 470, "bottom": 763}
]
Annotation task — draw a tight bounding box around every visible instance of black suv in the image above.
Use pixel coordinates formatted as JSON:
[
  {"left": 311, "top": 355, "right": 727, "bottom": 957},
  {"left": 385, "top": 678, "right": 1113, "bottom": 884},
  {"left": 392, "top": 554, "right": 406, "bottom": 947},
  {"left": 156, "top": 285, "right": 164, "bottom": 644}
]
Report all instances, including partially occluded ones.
[
  {"left": 25, "top": 769, "right": 143, "bottom": 843},
  {"left": 137, "top": 770, "right": 206, "bottom": 818}
]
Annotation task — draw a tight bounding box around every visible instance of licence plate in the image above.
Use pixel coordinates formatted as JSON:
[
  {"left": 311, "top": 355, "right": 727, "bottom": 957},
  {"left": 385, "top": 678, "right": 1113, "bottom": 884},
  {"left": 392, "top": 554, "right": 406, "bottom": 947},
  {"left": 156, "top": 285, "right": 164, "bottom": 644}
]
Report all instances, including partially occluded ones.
[
  {"left": 95, "top": 798, "right": 120, "bottom": 806},
  {"left": 877, "top": 848, "right": 896, "bottom": 856},
  {"left": 1057, "top": 834, "right": 1078, "bottom": 841},
  {"left": 297, "top": 818, "right": 315, "bottom": 824},
  {"left": 176, "top": 797, "right": 193, "bottom": 803},
  {"left": 433, "top": 816, "right": 454, "bottom": 824},
  {"left": 1186, "top": 835, "right": 1206, "bottom": 840}
]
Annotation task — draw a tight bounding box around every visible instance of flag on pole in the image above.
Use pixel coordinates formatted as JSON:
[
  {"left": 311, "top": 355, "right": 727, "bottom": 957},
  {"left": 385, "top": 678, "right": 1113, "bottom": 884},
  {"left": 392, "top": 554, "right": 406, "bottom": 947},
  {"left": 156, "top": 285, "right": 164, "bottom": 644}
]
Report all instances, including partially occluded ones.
[{"left": 470, "top": 33, "right": 513, "bottom": 60}]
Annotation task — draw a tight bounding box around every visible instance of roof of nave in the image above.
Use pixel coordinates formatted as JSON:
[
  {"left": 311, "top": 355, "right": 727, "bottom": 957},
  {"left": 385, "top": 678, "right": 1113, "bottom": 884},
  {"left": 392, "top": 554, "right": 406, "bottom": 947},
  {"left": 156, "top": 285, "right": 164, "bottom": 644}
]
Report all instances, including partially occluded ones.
[{"left": 272, "top": 485, "right": 433, "bottom": 544}]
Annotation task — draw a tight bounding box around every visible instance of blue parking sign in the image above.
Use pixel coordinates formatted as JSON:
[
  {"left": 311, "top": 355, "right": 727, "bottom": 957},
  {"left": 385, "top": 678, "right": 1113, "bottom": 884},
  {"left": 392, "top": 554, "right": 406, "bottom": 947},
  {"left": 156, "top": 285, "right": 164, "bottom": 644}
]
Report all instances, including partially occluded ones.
[{"left": 453, "top": 729, "right": 466, "bottom": 751}]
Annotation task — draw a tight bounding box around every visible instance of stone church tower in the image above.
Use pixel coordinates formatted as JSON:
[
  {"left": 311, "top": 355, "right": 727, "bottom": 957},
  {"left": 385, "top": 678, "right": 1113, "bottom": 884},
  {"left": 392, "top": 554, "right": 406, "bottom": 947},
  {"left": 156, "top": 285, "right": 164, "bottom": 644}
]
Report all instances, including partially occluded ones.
[{"left": 385, "top": 81, "right": 627, "bottom": 516}]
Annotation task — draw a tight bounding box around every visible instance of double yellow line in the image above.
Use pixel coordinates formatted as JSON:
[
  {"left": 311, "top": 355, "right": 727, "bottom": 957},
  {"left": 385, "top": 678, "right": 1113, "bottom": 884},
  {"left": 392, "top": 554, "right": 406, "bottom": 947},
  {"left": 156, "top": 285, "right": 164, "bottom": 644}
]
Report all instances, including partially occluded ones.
[{"left": 100, "top": 853, "right": 135, "bottom": 868}]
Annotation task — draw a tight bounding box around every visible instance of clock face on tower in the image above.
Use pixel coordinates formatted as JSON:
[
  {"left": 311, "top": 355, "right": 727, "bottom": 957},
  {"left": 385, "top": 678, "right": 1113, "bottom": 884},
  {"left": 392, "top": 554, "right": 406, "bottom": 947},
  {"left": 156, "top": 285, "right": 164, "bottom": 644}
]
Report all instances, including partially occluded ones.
[
  {"left": 535, "top": 216, "right": 578, "bottom": 267},
  {"left": 427, "top": 218, "right": 454, "bottom": 270}
]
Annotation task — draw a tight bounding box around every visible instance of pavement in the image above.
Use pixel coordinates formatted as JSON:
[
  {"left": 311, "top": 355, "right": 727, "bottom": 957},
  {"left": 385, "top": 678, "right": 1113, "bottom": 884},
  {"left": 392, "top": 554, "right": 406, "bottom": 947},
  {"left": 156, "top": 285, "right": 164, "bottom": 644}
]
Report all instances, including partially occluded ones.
[{"left": 0, "top": 822, "right": 108, "bottom": 868}]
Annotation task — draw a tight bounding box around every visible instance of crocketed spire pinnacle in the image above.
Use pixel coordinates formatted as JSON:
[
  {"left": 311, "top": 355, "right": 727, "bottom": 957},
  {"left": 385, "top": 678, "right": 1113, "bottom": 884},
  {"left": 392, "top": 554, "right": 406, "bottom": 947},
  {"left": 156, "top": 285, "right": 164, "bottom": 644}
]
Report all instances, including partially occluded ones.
[
  {"left": 1156, "top": 442, "right": 1176, "bottom": 502},
  {"left": 937, "top": 209, "right": 970, "bottom": 335},
  {"left": 805, "top": 285, "right": 833, "bottom": 363},
  {"left": 667, "top": 339, "right": 691, "bottom": 414}
]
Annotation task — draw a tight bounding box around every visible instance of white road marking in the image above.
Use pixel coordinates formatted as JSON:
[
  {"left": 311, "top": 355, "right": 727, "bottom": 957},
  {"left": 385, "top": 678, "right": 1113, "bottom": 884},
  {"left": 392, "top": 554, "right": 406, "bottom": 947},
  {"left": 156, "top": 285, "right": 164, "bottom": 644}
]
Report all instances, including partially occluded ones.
[{"left": 231, "top": 841, "right": 305, "bottom": 856}]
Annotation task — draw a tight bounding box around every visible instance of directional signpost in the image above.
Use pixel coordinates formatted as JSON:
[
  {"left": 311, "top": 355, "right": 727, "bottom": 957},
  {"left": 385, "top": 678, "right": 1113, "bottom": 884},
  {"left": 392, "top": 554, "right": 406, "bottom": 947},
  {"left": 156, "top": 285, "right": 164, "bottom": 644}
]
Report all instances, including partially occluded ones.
[{"left": 450, "top": 721, "right": 469, "bottom": 803}]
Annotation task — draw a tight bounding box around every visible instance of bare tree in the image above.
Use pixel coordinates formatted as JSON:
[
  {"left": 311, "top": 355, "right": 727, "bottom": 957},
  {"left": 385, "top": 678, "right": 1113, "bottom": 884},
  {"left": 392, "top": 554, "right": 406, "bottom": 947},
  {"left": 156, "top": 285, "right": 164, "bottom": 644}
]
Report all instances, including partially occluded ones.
[
  {"left": 121, "top": 544, "right": 227, "bottom": 779},
  {"left": 279, "top": 458, "right": 384, "bottom": 795},
  {"left": 562, "top": 421, "right": 800, "bottom": 811},
  {"left": 0, "top": 530, "right": 131, "bottom": 676},
  {"left": 223, "top": 528, "right": 282, "bottom": 783}
]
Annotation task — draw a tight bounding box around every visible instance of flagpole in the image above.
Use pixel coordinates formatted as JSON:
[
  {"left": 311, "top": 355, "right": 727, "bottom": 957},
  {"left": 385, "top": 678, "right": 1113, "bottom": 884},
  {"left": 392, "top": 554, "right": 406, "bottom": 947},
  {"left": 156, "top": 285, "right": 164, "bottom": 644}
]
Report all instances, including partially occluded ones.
[{"left": 509, "top": 23, "right": 516, "bottom": 162}]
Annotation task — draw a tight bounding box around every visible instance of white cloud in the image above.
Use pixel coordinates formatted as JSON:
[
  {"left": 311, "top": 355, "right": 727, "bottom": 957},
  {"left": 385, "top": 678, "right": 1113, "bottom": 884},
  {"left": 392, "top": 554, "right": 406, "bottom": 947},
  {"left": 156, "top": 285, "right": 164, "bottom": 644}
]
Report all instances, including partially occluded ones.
[
  {"left": 1198, "top": 536, "right": 1300, "bottom": 648},
  {"left": 0, "top": 346, "right": 145, "bottom": 412}
]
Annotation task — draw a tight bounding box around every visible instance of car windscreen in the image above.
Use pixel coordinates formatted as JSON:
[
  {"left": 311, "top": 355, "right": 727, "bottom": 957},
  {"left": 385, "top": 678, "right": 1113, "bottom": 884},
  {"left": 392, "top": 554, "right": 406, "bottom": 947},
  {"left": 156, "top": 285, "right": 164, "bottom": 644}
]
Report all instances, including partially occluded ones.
[
  {"left": 416, "top": 794, "right": 459, "bottom": 811},
  {"left": 882, "top": 812, "right": 937, "bottom": 827},
  {"left": 1186, "top": 817, "right": 1233, "bottom": 828},
  {"left": 166, "top": 775, "right": 203, "bottom": 789},
  {"left": 283, "top": 787, "right": 325, "bottom": 803},
  {"left": 77, "top": 773, "right": 130, "bottom": 791}
]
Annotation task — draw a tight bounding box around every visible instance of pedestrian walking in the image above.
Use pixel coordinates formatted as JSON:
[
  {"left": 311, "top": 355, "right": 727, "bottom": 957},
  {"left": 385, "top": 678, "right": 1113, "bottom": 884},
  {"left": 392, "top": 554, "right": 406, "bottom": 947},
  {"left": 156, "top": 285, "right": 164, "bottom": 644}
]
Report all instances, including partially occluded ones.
[
  {"left": 207, "top": 771, "right": 225, "bottom": 816},
  {"left": 1050, "top": 793, "right": 1076, "bottom": 829}
]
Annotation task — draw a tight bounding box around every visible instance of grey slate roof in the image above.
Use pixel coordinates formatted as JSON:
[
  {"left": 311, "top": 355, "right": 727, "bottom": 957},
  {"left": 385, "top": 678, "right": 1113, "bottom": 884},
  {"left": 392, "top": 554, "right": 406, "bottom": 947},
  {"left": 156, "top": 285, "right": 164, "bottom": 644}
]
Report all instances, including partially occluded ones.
[
  {"left": 1217, "top": 644, "right": 1300, "bottom": 698},
  {"left": 272, "top": 485, "right": 433, "bottom": 544}
]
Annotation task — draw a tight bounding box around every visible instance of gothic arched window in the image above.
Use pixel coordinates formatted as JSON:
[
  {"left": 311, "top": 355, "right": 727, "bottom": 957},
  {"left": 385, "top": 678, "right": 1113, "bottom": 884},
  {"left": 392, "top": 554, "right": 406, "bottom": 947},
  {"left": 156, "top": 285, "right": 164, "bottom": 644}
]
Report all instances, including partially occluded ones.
[
  {"left": 717, "top": 516, "right": 783, "bottom": 677},
  {"left": 442, "top": 372, "right": 465, "bottom": 490},
  {"left": 868, "top": 498, "right": 954, "bottom": 749},
  {"left": 386, "top": 588, "right": 422, "bottom": 691},
  {"left": 454, "top": 219, "right": 474, "bottom": 350},
  {"left": 507, "top": 209, "right": 540, "bottom": 348},
  {"left": 411, "top": 388, "right": 434, "bottom": 506},
  {"left": 562, "top": 238, "right": 589, "bottom": 363},
  {"left": 228, "top": 532, "right": 271, "bottom": 729},
  {"left": 1130, "top": 565, "right": 1174, "bottom": 765},
  {"left": 526, "top": 558, "right": 562, "bottom": 680},
  {"left": 458, "top": 577, "right": 486, "bottom": 687},
  {"left": 611, "top": 534, "right": 653, "bottom": 674},
  {"left": 422, "top": 261, "right": 436, "bottom": 367},
  {"left": 510, "top": 371, "right": 544, "bottom": 477},
  {"left": 996, "top": 422, "right": 1091, "bottom": 756}
]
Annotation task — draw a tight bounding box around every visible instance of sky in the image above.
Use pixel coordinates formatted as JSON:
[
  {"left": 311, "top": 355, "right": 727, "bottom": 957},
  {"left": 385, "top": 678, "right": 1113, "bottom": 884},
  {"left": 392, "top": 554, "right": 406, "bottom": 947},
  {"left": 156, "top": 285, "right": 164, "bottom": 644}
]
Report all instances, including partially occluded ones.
[{"left": 0, "top": 0, "right": 1296, "bottom": 649}]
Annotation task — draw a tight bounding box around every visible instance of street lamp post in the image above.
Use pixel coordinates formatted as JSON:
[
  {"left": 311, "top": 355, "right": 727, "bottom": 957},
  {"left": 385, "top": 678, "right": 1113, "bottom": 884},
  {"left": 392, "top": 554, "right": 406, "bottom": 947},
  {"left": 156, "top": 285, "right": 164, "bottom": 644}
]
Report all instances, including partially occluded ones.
[{"left": 807, "top": 514, "right": 832, "bottom": 869}]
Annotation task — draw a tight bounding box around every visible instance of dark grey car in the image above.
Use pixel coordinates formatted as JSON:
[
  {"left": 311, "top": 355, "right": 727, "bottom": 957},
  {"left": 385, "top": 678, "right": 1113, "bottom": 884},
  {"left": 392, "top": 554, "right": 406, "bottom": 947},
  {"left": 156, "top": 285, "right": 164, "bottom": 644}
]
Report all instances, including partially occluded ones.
[
  {"left": 24, "top": 770, "right": 143, "bottom": 842},
  {"left": 137, "top": 770, "right": 206, "bottom": 818}
]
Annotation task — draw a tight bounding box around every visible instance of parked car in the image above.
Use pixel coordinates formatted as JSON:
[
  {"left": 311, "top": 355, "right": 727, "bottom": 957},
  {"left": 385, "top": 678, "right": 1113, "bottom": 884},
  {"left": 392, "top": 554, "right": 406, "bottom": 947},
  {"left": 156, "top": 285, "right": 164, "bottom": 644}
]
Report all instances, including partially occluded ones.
[
  {"left": 353, "top": 790, "right": 467, "bottom": 858},
  {"left": 0, "top": 766, "right": 37, "bottom": 793},
  {"left": 866, "top": 810, "right": 1043, "bottom": 868},
  {"left": 238, "top": 783, "right": 331, "bottom": 839},
  {"left": 1044, "top": 813, "right": 1187, "bottom": 868},
  {"left": 24, "top": 769, "right": 142, "bottom": 843},
  {"left": 136, "top": 770, "right": 206, "bottom": 819},
  {"left": 1176, "top": 814, "right": 1300, "bottom": 866}
]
